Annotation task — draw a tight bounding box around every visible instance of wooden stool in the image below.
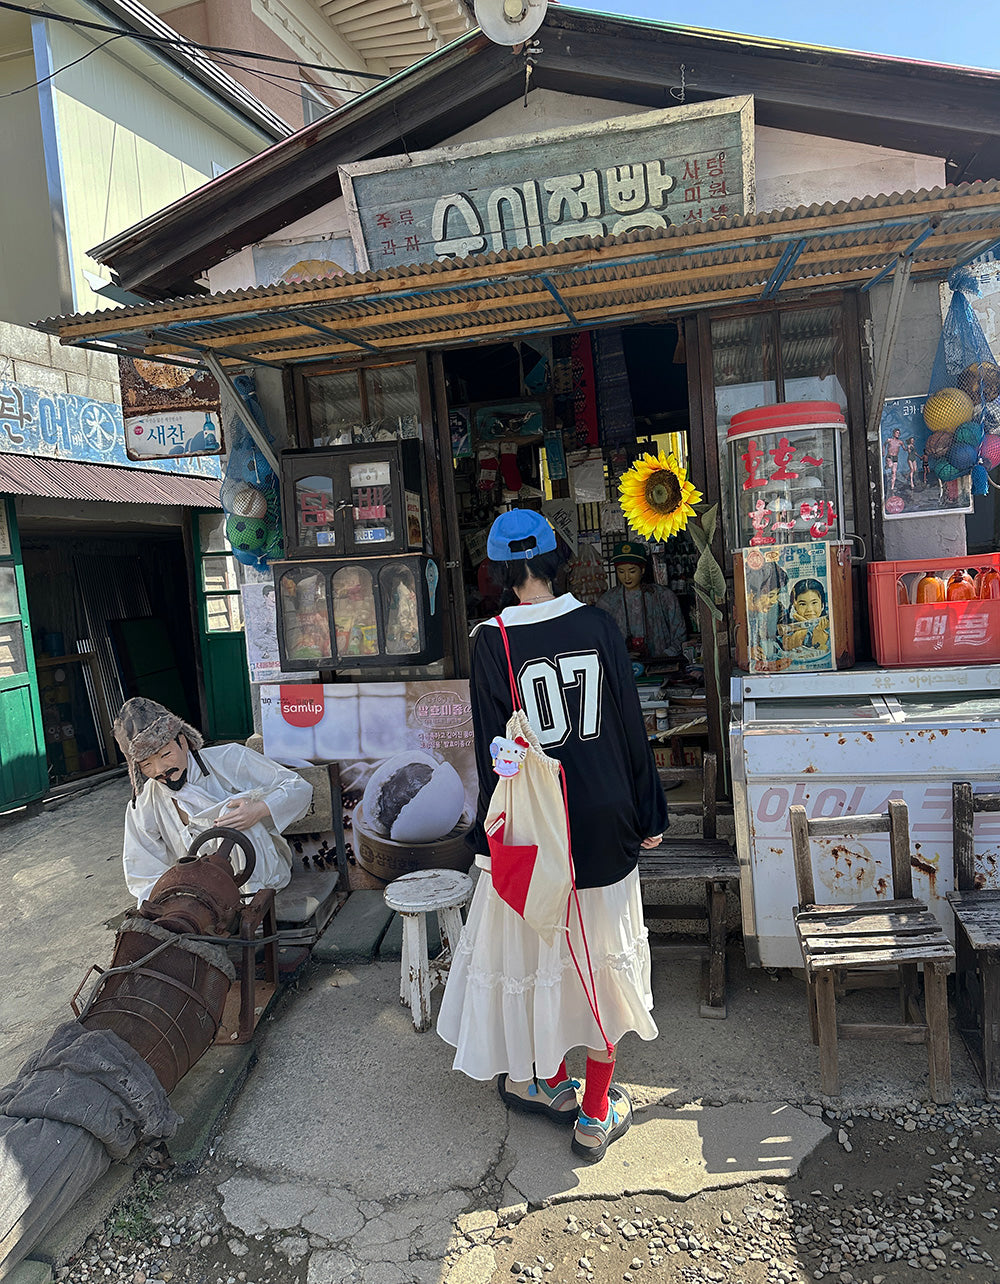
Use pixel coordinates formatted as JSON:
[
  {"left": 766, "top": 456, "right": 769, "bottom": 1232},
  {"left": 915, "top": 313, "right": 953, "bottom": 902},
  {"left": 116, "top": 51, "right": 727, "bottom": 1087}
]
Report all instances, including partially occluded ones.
[{"left": 384, "top": 868, "right": 474, "bottom": 1032}]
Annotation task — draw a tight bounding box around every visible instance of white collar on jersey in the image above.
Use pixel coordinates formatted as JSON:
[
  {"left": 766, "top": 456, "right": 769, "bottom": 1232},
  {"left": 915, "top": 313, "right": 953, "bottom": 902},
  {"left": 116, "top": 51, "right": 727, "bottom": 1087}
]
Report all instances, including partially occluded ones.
[{"left": 477, "top": 594, "right": 585, "bottom": 630}]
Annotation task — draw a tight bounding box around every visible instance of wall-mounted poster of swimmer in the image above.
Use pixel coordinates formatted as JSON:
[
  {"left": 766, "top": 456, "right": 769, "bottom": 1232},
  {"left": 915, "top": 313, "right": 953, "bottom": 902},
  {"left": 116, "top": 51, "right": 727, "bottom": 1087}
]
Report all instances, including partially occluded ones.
[
  {"left": 741, "top": 544, "right": 839, "bottom": 674},
  {"left": 879, "top": 395, "right": 973, "bottom": 520}
]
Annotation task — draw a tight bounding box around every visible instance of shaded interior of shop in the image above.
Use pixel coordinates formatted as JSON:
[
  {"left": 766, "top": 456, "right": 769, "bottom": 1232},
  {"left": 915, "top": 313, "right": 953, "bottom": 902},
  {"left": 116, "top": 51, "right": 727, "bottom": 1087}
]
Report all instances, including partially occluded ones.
[{"left": 16, "top": 520, "right": 200, "bottom": 786}]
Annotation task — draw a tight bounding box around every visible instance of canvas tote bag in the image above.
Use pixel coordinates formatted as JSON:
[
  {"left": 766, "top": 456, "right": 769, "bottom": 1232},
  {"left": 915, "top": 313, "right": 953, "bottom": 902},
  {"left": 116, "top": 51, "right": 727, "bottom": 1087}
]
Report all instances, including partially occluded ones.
[{"left": 483, "top": 620, "right": 572, "bottom": 947}]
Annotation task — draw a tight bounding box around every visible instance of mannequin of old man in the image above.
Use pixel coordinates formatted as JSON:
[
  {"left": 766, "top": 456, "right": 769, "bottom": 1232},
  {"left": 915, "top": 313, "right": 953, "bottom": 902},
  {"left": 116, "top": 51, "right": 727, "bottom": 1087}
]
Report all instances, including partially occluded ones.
[{"left": 114, "top": 697, "right": 312, "bottom": 906}]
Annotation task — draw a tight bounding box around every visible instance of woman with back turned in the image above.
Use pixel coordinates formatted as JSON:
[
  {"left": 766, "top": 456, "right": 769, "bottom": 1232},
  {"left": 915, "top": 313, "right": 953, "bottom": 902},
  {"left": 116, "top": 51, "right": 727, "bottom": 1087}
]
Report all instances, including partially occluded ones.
[{"left": 438, "top": 510, "right": 669, "bottom": 1162}]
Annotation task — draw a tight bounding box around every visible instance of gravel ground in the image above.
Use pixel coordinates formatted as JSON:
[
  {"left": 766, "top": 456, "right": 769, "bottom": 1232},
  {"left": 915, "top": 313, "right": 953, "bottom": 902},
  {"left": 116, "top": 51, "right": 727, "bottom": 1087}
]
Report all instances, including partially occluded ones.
[{"left": 58, "top": 1099, "right": 1000, "bottom": 1284}]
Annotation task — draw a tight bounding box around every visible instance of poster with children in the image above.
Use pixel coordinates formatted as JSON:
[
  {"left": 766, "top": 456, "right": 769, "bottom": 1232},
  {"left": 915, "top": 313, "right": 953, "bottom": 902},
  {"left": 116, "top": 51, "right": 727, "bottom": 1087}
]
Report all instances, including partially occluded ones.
[
  {"left": 742, "top": 544, "right": 836, "bottom": 673},
  {"left": 879, "top": 395, "right": 973, "bottom": 520}
]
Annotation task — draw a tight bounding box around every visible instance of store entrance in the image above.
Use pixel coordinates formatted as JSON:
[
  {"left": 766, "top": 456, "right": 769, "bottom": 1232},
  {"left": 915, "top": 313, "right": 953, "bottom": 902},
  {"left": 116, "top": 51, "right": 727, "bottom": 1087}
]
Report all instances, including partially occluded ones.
[
  {"left": 441, "top": 321, "right": 708, "bottom": 780},
  {"left": 17, "top": 522, "right": 202, "bottom": 788}
]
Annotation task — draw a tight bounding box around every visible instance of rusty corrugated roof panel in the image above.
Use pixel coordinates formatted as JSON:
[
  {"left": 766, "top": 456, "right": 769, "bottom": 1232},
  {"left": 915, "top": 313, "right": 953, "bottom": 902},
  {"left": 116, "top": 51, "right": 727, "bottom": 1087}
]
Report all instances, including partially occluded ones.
[
  {"left": 0, "top": 456, "right": 221, "bottom": 507},
  {"left": 44, "top": 180, "right": 1000, "bottom": 364}
]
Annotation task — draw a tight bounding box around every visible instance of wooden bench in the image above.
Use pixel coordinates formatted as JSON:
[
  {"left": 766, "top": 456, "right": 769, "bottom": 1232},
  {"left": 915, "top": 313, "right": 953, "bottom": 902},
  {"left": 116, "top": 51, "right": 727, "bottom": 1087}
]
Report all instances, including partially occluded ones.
[
  {"left": 639, "top": 751, "right": 740, "bottom": 1019},
  {"left": 947, "top": 782, "right": 1000, "bottom": 1100},
  {"left": 790, "top": 801, "right": 953, "bottom": 1103}
]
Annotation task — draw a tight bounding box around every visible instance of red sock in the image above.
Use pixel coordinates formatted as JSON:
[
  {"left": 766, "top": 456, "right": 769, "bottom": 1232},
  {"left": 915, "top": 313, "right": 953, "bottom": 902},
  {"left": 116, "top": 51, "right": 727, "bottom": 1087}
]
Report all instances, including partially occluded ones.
[
  {"left": 477, "top": 447, "right": 499, "bottom": 492},
  {"left": 499, "top": 441, "right": 523, "bottom": 492},
  {"left": 544, "top": 1060, "right": 569, "bottom": 1088},
  {"left": 582, "top": 1056, "right": 615, "bottom": 1121}
]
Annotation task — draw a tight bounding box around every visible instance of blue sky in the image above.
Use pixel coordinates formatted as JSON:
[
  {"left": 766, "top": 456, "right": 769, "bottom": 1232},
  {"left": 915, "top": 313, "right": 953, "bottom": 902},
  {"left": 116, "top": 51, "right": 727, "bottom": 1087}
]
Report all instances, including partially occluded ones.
[{"left": 568, "top": 1, "right": 1000, "bottom": 73}]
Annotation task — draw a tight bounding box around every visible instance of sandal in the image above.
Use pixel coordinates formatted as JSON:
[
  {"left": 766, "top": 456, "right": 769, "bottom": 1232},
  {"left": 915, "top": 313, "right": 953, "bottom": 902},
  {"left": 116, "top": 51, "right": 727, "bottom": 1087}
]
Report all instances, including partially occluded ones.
[
  {"left": 497, "top": 1073, "right": 580, "bottom": 1125},
  {"left": 571, "top": 1084, "right": 632, "bottom": 1162}
]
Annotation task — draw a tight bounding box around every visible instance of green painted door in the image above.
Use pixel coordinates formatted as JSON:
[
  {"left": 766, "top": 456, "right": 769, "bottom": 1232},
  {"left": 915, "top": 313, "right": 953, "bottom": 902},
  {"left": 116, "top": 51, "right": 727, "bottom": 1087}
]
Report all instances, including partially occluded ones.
[
  {"left": 193, "top": 511, "right": 252, "bottom": 743},
  {"left": 0, "top": 498, "right": 47, "bottom": 809}
]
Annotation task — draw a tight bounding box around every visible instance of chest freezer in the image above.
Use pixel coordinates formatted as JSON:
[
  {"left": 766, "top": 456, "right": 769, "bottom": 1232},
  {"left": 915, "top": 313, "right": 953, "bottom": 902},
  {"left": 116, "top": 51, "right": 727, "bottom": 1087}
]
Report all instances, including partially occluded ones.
[{"left": 730, "top": 665, "right": 1000, "bottom": 967}]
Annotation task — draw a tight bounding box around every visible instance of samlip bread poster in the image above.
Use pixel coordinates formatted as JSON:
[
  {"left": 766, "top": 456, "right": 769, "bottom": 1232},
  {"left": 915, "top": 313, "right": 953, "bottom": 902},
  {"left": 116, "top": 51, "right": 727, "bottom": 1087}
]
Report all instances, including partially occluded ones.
[{"left": 260, "top": 682, "right": 476, "bottom": 880}]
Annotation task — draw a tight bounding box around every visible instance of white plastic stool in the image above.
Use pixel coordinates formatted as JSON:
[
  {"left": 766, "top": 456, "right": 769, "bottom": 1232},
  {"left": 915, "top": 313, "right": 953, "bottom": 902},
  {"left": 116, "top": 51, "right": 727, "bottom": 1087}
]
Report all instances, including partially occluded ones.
[{"left": 383, "top": 868, "right": 474, "bottom": 1032}]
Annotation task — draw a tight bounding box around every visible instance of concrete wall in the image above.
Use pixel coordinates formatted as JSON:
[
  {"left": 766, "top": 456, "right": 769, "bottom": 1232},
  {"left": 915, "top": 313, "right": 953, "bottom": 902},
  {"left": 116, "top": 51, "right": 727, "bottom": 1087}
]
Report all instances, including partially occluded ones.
[
  {"left": 867, "top": 279, "right": 967, "bottom": 560},
  {"left": 0, "top": 320, "right": 120, "bottom": 405}
]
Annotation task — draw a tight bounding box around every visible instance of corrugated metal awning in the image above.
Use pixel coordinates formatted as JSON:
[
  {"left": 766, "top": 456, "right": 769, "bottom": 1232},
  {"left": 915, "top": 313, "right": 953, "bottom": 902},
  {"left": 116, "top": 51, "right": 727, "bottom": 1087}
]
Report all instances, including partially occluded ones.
[
  {"left": 45, "top": 180, "right": 1000, "bottom": 366},
  {"left": 0, "top": 455, "right": 221, "bottom": 507}
]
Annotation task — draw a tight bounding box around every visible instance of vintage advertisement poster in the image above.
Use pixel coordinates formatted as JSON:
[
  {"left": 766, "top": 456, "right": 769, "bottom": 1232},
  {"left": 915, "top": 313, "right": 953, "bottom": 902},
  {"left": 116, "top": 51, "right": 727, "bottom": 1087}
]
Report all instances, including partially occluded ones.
[
  {"left": 119, "top": 357, "right": 222, "bottom": 460},
  {"left": 241, "top": 582, "right": 317, "bottom": 684},
  {"left": 879, "top": 395, "right": 973, "bottom": 519},
  {"left": 742, "top": 544, "right": 837, "bottom": 673},
  {"left": 260, "top": 681, "right": 476, "bottom": 881},
  {"left": 341, "top": 97, "right": 754, "bottom": 271}
]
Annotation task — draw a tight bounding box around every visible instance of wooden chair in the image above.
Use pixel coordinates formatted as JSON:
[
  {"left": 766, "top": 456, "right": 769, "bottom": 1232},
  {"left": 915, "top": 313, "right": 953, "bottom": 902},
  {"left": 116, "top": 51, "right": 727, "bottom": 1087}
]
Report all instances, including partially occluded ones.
[
  {"left": 639, "top": 751, "right": 741, "bottom": 1018},
  {"left": 789, "top": 800, "right": 954, "bottom": 1103},
  {"left": 947, "top": 782, "right": 1000, "bottom": 1099}
]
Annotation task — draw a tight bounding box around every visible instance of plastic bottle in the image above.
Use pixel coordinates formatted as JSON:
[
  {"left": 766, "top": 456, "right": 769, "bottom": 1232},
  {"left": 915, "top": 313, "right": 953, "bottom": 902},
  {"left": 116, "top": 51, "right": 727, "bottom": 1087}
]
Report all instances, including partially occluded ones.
[
  {"left": 915, "top": 572, "right": 946, "bottom": 604},
  {"left": 946, "top": 569, "right": 976, "bottom": 601},
  {"left": 897, "top": 578, "right": 910, "bottom": 605},
  {"left": 975, "top": 566, "right": 1000, "bottom": 599}
]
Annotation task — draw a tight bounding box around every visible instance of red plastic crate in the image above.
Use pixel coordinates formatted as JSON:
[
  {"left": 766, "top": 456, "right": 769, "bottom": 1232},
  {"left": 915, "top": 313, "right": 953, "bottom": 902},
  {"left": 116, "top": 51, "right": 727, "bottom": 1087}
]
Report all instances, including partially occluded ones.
[{"left": 868, "top": 553, "right": 1000, "bottom": 667}]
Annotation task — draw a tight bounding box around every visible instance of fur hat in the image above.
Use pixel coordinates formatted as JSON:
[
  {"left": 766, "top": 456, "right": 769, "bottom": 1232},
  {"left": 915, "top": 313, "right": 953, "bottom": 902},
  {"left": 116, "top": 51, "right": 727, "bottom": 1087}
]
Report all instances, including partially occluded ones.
[{"left": 113, "top": 697, "right": 203, "bottom": 799}]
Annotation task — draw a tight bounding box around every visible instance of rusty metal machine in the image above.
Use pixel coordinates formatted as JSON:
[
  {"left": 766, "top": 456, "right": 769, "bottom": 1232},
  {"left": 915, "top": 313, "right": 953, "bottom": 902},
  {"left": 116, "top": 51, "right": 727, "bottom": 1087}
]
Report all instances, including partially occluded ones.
[{"left": 73, "top": 828, "right": 280, "bottom": 1091}]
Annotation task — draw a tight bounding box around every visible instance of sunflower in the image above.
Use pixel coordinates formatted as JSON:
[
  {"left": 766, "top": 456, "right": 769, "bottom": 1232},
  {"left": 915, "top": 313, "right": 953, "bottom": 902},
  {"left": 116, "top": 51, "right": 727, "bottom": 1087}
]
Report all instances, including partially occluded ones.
[{"left": 618, "top": 451, "right": 702, "bottom": 541}]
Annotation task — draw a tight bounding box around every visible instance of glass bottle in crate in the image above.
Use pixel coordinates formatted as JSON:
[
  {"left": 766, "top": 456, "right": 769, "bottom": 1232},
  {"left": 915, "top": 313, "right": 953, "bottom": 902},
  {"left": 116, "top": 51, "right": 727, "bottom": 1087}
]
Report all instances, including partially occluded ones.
[
  {"left": 975, "top": 567, "right": 1000, "bottom": 599},
  {"left": 946, "top": 569, "right": 976, "bottom": 601},
  {"left": 916, "top": 572, "right": 946, "bottom": 604}
]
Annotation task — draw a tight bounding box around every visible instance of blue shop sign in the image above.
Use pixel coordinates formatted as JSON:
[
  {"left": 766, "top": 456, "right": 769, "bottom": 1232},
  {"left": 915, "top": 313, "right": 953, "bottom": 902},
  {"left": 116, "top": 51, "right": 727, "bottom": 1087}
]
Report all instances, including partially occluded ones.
[{"left": 0, "top": 380, "right": 221, "bottom": 477}]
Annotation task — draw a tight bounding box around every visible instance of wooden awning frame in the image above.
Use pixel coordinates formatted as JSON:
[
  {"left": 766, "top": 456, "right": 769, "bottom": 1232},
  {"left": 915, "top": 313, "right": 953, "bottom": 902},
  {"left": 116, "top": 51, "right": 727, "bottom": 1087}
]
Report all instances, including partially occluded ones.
[{"left": 46, "top": 181, "right": 1000, "bottom": 370}]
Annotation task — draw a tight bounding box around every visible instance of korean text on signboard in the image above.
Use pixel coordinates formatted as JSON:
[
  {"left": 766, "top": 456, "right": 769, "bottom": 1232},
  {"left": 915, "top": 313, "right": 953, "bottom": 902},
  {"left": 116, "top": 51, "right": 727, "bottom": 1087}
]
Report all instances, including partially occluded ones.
[
  {"left": 340, "top": 96, "right": 754, "bottom": 272},
  {"left": 120, "top": 357, "right": 222, "bottom": 461},
  {"left": 0, "top": 380, "right": 221, "bottom": 477}
]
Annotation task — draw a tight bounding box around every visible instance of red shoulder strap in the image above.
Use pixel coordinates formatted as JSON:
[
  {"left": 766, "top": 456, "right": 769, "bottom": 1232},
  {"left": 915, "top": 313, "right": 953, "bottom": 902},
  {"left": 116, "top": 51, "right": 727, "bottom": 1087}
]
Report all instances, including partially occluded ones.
[{"left": 495, "top": 617, "right": 521, "bottom": 711}]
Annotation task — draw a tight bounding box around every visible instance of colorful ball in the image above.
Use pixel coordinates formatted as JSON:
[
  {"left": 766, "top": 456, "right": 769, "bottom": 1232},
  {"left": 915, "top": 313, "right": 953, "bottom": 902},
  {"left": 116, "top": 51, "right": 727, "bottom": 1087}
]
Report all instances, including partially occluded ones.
[
  {"left": 885, "top": 495, "right": 906, "bottom": 514},
  {"left": 226, "top": 514, "right": 270, "bottom": 554},
  {"left": 923, "top": 387, "right": 975, "bottom": 434},
  {"left": 957, "top": 361, "right": 1000, "bottom": 403},
  {"left": 934, "top": 459, "right": 962, "bottom": 481},
  {"left": 953, "top": 420, "right": 985, "bottom": 449},
  {"left": 230, "top": 483, "right": 268, "bottom": 519},
  {"left": 981, "top": 435, "right": 1000, "bottom": 469},
  {"left": 926, "top": 430, "right": 953, "bottom": 458},
  {"left": 947, "top": 441, "right": 980, "bottom": 473}
]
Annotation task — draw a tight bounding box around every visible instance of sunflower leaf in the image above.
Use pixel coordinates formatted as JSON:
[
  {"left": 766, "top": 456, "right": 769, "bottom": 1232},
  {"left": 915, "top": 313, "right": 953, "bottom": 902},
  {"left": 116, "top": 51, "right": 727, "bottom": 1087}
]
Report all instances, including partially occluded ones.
[
  {"left": 694, "top": 547, "right": 727, "bottom": 604},
  {"left": 699, "top": 504, "right": 718, "bottom": 546}
]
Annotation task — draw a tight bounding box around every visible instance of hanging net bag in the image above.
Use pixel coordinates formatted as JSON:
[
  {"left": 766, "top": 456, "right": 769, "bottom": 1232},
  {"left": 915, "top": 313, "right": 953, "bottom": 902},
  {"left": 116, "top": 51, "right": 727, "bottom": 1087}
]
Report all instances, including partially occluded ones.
[
  {"left": 218, "top": 374, "right": 283, "bottom": 570},
  {"left": 925, "top": 267, "right": 1000, "bottom": 496}
]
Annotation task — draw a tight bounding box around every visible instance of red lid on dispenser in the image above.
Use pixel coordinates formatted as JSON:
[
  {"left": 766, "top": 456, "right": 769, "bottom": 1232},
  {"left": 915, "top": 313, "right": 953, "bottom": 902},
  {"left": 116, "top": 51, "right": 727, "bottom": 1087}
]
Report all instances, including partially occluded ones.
[{"left": 727, "top": 401, "right": 846, "bottom": 441}]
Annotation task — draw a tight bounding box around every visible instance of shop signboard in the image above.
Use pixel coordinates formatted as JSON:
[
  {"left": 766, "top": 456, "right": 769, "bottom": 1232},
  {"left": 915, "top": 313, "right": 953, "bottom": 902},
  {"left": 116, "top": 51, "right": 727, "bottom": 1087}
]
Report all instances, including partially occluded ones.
[
  {"left": 0, "top": 379, "right": 221, "bottom": 477},
  {"left": 341, "top": 96, "right": 754, "bottom": 272},
  {"left": 120, "top": 357, "right": 223, "bottom": 461}
]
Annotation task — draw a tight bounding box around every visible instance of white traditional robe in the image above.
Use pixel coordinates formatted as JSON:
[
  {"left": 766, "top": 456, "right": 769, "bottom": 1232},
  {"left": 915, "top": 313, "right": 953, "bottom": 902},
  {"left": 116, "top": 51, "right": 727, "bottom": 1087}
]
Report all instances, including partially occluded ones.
[{"left": 122, "top": 743, "right": 312, "bottom": 905}]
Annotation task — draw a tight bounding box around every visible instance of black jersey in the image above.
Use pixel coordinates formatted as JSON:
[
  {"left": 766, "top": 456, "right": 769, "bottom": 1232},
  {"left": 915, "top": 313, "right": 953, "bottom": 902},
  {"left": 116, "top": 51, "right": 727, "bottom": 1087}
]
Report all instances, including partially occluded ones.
[{"left": 469, "top": 595, "right": 670, "bottom": 890}]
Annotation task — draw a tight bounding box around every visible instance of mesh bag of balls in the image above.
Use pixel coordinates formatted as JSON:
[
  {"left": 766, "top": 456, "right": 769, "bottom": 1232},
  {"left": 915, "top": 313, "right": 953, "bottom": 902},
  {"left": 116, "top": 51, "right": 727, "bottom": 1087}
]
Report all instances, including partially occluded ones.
[
  {"left": 219, "top": 397, "right": 283, "bottom": 570},
  {"left": 923, "top": 271, "right": 1000, "bottom": 495}
]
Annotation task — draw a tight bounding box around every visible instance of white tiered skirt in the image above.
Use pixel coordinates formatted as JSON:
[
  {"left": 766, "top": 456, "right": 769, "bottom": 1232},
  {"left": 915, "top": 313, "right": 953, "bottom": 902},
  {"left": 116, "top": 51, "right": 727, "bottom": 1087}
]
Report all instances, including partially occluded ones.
[{"left": 437, "top": 862, "right": 657, "bottom": 1083}]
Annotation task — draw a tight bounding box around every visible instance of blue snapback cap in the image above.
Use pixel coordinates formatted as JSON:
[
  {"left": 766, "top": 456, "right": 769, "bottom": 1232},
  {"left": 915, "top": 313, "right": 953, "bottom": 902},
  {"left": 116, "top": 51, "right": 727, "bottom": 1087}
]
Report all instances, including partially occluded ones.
[{"left": 487, "top": 509, "right": 557, "bottom": 561}]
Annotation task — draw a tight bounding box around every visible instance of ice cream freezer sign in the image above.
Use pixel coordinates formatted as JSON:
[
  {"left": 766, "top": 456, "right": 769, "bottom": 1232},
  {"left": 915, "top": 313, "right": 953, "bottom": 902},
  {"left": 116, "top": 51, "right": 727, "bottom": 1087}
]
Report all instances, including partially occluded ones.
[{"left": 340, "top": 96, "right": 754, "bottom": 272}]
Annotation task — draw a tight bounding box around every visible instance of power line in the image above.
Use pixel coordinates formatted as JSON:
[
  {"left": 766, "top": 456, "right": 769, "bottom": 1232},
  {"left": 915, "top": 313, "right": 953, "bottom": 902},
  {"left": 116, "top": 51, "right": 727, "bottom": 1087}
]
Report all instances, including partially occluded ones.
[
  {"left": 0, "top": 31, "right": 124, "bottom": 96},
  {"left": 0, "top": 0, "right": 387, "bottom": 81}
]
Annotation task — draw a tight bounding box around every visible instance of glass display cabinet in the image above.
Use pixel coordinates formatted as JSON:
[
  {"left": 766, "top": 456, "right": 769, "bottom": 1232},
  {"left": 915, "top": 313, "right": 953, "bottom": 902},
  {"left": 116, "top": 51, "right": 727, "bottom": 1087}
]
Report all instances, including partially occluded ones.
[
  {"left": 273, "top": 554, "right": 443, "bottom": 669},
  {"left": 280, "top": 441, "right": 425, "bottom": 559}
]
